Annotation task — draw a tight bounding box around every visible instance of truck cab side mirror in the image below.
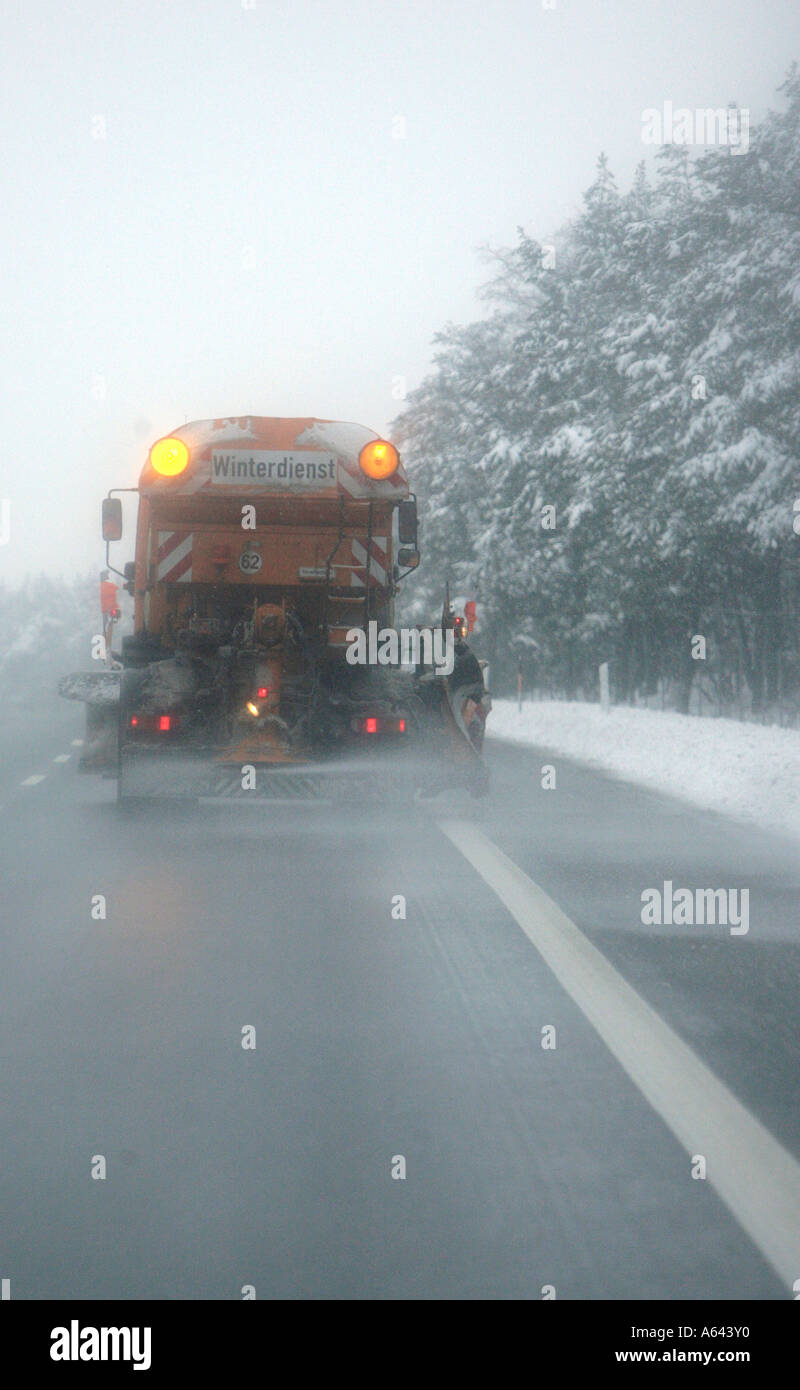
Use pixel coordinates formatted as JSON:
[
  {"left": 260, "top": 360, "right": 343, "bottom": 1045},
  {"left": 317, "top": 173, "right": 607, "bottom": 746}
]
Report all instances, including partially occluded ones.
[
  {"left": 102, "top": 497, "right": 123, "bottom": 542},
  {"left": 398, "top": 498, "right": 418, "bottom": 547},
  {"left": 123, "top": 561, "right": 136, "bottom": 595}
]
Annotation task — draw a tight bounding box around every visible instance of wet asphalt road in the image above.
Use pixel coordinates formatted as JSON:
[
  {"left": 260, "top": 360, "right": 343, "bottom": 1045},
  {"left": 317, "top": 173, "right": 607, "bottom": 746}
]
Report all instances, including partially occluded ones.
[{"left": 1, "top": 696, "right": 798, "bottom": 1299}]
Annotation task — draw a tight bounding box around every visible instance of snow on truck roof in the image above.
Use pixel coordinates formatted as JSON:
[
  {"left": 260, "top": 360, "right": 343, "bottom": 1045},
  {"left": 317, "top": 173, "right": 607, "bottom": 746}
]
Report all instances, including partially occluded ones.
[{"left": 139, "top": 416, "right": 409, "bottom": 500}]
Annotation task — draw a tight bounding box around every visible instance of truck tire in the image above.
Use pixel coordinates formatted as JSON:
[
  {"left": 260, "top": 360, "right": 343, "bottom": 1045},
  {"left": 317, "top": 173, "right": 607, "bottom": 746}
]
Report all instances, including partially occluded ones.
[{"left": 121, "top": 634, "right": 162, "bottom": 667}]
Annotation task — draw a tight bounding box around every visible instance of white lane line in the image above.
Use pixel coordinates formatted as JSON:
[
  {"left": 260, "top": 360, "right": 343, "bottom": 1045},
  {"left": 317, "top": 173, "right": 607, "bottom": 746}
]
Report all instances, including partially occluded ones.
[
  {"left": 53, "top": 754, "right": 70, "bottom": 763},
  {"left": 439, "top": 818, "right": 800, "bottom": 1291},
  {"left": 71, "top": 739, "right": 83, "bottom": 747},
  {"left": 20, "top": 774, "right": 46, "bottom": 787}
]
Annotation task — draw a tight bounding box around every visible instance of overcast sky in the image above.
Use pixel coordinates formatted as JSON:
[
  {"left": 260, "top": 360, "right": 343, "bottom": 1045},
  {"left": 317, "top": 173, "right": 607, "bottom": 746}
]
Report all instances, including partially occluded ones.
[{"left": 1, "top": 0, "right": 798, "bottom": 582}]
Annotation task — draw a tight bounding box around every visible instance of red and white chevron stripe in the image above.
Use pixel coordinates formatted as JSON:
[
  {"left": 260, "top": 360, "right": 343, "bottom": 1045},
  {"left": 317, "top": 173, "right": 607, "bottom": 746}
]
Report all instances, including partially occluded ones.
[
  {"left": 349, "top": 535, "right": 388, "bottom": 588},
  {"left": 157, "top": 531, "right": 193, "bottom": 583}
]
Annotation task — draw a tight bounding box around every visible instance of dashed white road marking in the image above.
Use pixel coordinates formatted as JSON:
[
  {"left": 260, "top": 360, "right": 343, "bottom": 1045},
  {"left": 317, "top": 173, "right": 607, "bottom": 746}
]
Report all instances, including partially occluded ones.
[
  {"left": 53, "top": 754, "right": 70, "bottom": 763},
  {"left": 439, "top": 817, "right": 800, "bottom": 1291},
  {"left": 20, "top": 774, "right": 46, "bottom": 787},
  {"left": 71, "top": 739, "right": 83, "bottom": 747}
]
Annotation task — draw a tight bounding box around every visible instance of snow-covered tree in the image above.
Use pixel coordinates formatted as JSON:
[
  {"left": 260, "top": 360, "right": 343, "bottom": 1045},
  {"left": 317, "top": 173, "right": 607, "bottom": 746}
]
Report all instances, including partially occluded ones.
[{"left": 395, "top": 68, "right": 800, "bottom": 719}]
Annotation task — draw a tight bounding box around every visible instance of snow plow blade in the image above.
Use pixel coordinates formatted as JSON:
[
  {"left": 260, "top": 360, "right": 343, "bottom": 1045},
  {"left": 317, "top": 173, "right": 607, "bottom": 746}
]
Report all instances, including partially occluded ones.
[{"left": 58, "top": 671, "right": 120, "bottom": 772}]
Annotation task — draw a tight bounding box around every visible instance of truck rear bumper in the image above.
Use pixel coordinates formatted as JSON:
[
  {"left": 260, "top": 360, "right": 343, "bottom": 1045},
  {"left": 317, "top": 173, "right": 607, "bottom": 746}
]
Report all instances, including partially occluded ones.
[{"left": 117, "top": 746, "right": 414, "bottom": 804}]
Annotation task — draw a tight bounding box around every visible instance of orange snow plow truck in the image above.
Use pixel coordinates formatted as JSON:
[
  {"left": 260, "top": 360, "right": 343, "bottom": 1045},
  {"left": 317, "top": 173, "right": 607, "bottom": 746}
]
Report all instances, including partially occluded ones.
[{"left": 59, "top": 417, "right": 489, "bottom": 804}]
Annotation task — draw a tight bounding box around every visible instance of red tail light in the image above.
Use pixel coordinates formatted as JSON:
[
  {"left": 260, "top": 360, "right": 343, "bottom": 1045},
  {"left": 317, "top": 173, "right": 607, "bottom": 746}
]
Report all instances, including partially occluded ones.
[
  {"left": 257, "top": 686, "right": 269, "bottom": 699},
  {"left": 129, "top": 712, "right": 178, "bottom": 734},
  {"left": 357, "top": 715, "right": 407, "bottom": 735}
]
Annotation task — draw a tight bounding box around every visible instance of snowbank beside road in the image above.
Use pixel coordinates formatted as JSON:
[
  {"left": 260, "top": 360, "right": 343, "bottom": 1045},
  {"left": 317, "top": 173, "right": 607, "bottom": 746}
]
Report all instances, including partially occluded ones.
[{"left": 489, "top": 699, "right": 800, "bottom": 844}]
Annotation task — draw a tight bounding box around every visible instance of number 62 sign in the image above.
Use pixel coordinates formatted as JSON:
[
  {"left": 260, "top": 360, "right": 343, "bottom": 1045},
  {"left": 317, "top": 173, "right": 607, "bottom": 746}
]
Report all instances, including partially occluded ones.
[{"left": 239, "top": 550, "right": 263, "bottom": 574}]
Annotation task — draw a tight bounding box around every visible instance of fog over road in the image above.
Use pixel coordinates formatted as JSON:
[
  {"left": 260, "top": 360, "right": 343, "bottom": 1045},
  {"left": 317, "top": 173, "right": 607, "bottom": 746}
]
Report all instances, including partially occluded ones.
[{"left": 1, "top": 698, "right": 798, "bottom": 1300}]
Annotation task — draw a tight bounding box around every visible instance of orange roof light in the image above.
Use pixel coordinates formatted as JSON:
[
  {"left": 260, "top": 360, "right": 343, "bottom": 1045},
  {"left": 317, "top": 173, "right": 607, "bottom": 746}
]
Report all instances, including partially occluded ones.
[
  {"left": 150, "top": 436, "right": 189, "bottom": 477},
  {"left": 358, "top": 439, "right": 399, "bottom": 480}
]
